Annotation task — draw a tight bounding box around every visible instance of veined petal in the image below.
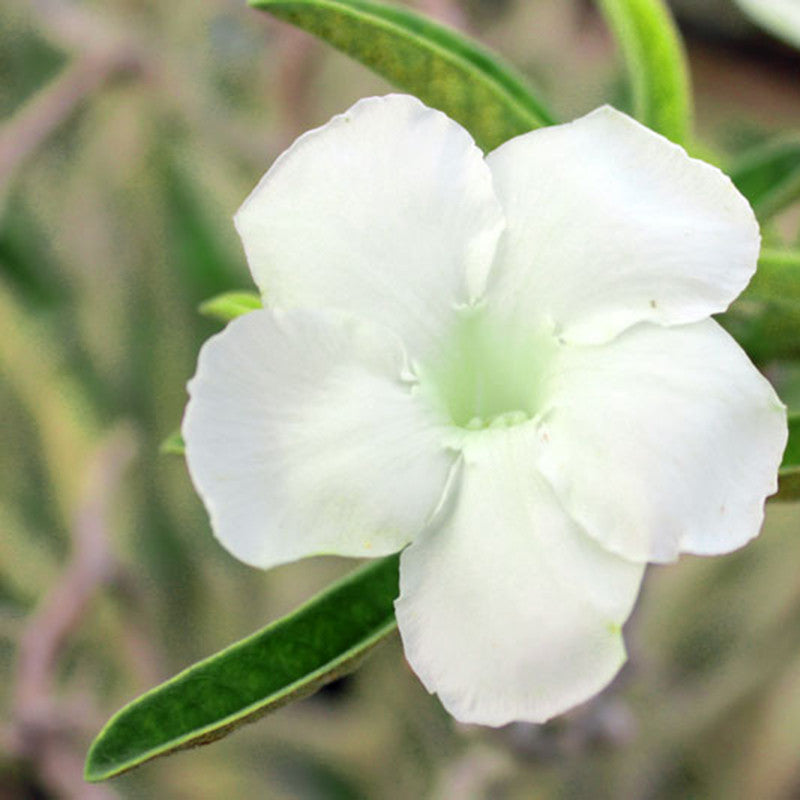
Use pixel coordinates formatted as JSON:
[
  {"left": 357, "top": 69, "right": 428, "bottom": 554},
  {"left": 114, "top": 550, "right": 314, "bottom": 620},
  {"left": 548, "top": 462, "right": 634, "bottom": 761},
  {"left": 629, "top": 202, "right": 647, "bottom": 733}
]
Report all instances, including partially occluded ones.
[
  {"left": 235, "top": 94, "right": 504, "bottom": 360},
  {"left": 395, "top": 428, "right": 644, "bottom": 726},
  {"left": 536, "top": 319, "right": 787, "bottom": 563},
  {"left": 183, "top": 309, "right": 454, "bottom": 569},
  {"left": 485, "top": 106, "right": 760, "bottom": 344}
]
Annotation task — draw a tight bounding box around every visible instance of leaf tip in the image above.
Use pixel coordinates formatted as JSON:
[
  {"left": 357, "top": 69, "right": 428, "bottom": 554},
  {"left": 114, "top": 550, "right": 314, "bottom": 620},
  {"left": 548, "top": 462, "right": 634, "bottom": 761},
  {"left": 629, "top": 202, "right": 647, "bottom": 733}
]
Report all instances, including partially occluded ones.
[
  {"left": 198, "top": 290, "right": 262, "bottom": 323},
  {"left": 159, "top": 430, "right": 186, "bottom": 456},
  {"left": 83, "top": 737, "right": 115, "bottom": 784}
]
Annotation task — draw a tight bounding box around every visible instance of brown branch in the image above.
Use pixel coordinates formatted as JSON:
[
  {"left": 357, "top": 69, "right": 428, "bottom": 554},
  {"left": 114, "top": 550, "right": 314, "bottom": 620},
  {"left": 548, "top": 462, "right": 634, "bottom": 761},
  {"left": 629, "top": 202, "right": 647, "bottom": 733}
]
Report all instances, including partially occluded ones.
[
  {"left": 111, "top": 569, "right": 166, "bottom": 691},
  {"left": 9, "top": 426, "right": 138, "bottom": 799},
  {"left": 0, "top": 50, "right": 140, "bottom": 189}
]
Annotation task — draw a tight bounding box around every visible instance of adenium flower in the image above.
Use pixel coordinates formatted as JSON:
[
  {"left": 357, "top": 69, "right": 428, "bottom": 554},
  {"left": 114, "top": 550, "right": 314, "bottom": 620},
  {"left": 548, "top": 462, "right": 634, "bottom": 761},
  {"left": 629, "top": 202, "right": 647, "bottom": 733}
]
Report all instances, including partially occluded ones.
[{"left": 183, "top": 95, "right": 787, "bottom": 726}]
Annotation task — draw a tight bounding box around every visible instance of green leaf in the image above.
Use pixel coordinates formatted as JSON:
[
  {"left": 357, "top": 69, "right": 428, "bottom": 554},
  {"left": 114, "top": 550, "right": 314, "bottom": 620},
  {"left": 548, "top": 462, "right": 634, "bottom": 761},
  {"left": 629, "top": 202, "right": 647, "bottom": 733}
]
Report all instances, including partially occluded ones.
[
  {"left": 783, "top": 413, "right": 800, "bottom": 468},
  {"left": 85, "top": 554, "right": 400, "bottom": 781},
  {"left": 159, "top": 430, "right": 185, "bottom": 455},
  {"left": 742, "top": 249, "right": 800, "bottom": 305},
  {"left": 722, "top": 249, "right": 800, "bottom": 363},
  {"left": 198, "top": 290, "right": 262, "bottom": 323},
  {"left": 160, "top": 148, "right": 246, "bottom": 301},
  {"left": 776, "top": 413, "right": 800, "bottom": 501},
  {"left": 0, "top": 199, "right": 67, "bottom": 308},
  {"left": 249, "top": 0, "right": 555, "bottom": 151},
  {"left": 729, "top": 135, "right": 800, "bottom": 221},
  {"left": 597, "top": 0, "right": 692, "bottom": 145}
]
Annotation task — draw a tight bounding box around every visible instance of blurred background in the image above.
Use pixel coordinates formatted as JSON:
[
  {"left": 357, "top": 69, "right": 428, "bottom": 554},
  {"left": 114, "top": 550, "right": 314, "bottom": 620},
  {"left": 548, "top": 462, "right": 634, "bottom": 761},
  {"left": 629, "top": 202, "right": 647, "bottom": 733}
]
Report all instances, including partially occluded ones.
[{"left": 1, "top": 0, "right": 800, "bottom": 797}]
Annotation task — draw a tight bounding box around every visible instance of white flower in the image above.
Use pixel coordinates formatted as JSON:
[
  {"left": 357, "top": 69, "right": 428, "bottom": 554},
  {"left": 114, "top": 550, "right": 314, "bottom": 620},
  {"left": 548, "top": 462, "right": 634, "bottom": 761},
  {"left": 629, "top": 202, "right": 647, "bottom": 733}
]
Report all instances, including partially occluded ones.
[{"left": 182, "top": 95, "right": 787, "bottom": 726}]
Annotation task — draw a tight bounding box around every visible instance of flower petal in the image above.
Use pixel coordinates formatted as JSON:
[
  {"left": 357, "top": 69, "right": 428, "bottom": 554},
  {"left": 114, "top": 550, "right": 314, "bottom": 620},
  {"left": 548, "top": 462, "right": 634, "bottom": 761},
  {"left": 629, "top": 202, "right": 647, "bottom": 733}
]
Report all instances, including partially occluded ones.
[
  {"left": 395, "top": 428, "right": 644, "bottom": 726},
  {"left": 183, "top": 309, "right": 454, "bottom": 569},
  {"left": 536, "top": 320, "right": 787, "bottom": 563},
  {"left": 485, "top": 106, "right": 760, "bottom": 344},
  {"left": 234, "top": 94, "right": 504, "bottom": 360}
]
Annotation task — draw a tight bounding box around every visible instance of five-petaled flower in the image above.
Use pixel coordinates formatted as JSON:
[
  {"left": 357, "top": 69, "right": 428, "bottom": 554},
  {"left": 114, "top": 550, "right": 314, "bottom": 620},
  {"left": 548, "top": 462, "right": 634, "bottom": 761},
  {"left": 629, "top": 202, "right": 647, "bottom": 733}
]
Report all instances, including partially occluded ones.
[{"left": 183, "top": 95, "right": 787, "bottom": 726}]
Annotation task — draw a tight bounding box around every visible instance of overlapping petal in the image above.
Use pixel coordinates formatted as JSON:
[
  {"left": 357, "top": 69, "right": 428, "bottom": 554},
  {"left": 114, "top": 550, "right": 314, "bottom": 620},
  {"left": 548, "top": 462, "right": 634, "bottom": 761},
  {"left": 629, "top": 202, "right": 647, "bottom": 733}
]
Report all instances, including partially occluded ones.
[
  {"left": 485, "top": 106, "right": 760, "bottom": 345},
  {"left": 395, "top": 428, "right": 644, "bottom": 726},
  {"left": 183, "top": 309, "right": 454, "bottom": 569},
  {"left": 535, "top": 319, "right": 787, "bottom": 563},
  {"left": 234, "top": 94, "right": 505, "bottom": 360}
]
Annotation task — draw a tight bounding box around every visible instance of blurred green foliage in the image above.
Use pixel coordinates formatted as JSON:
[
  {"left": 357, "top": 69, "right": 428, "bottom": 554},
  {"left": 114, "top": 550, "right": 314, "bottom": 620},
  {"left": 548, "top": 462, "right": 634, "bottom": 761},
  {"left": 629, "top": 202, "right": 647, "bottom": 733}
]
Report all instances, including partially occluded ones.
[{"left": 2, "top": 0, "right": 800, "bottom": 798}]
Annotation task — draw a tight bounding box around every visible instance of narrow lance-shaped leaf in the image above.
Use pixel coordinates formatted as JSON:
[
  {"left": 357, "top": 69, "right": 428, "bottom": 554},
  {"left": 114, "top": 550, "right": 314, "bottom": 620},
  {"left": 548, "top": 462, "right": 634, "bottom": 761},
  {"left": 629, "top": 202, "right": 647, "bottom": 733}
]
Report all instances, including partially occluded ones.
[
  {"left": 729, "top": 135, "right": 800, "bottom": 221},
  {"left": 85, "top": 554, "right": 400, "bottom": 781},
  {"left": 776, "top": 413, "right": 800, "bottom": 501},
  {"left": 249, "top": 0, "right": 554, "bottom": 151},
  {"left": 597, "top": 0, "right": 692, "bottom": 145}
]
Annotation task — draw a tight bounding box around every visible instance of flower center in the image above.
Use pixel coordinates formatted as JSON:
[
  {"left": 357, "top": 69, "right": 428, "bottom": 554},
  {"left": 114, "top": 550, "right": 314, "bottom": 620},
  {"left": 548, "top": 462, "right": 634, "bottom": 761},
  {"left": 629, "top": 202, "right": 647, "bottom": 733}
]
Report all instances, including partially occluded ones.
[{"left": 418, "top": 305, "right": 557, "bottom": 431}]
